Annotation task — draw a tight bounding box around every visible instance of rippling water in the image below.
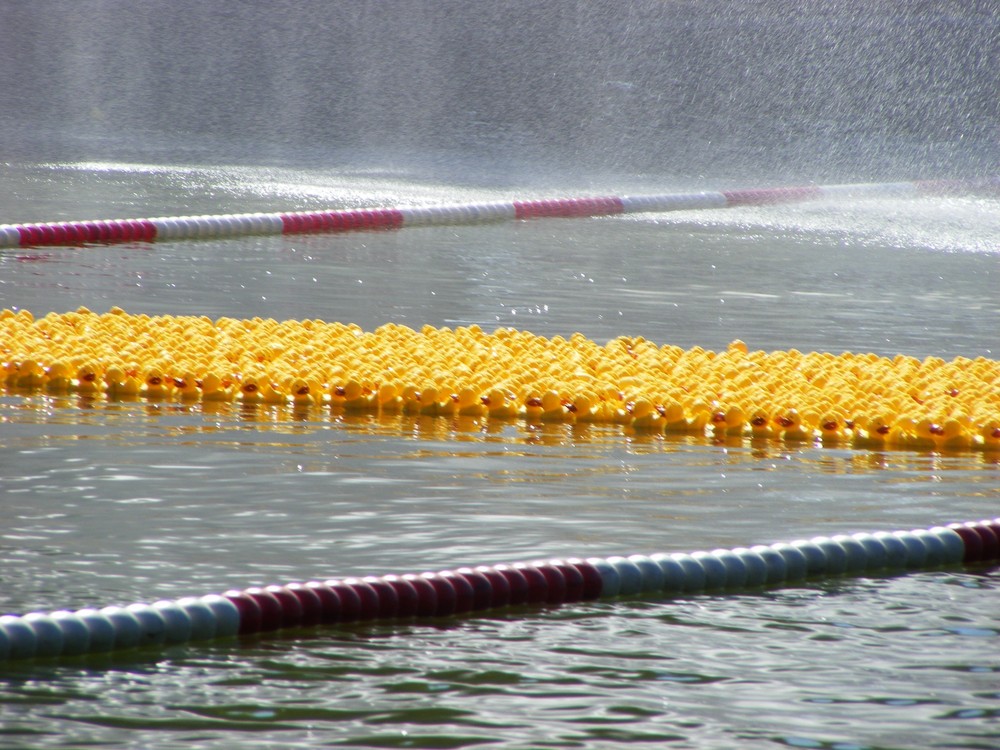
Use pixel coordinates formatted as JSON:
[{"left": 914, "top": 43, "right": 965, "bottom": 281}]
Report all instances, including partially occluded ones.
[
  {"left": 2, "top": 0, "right": 1000, "bottom": 745},
  {"left": 0, "top": 574, "right": 996, "bottom": 749},
  {"left": 1, "top": 159, "right": 998, "bottom": 749}
]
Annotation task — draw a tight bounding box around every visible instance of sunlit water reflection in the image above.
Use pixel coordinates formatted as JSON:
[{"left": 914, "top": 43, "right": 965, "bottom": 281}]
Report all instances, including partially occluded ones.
[{"left": 2, "top": 160, "right": 998, "bottom": 746}]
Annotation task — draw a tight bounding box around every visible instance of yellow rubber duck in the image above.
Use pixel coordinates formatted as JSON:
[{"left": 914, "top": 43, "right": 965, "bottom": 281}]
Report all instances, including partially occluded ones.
[
  {"left": 818, "top": 413, "right": 848, "bottom": 444},
  {"left": 939, "top": 418, "right": 973, "bottom": 450},
  {"left": 629, "top": 398, "right": 662, "bottom": 432},
  {"left": 456, "top": 386, "right": 485, "bottom": 417},
  {"left": 400, "top": 384, "right": 422, "bottom": 414},
  {"left": 569, "top": 392, "right": 600, "bottom": 422},
  {"left": 980, "top": 420, "right": 1000, "bottom": 451},
  {"left": 289, "top": 377, "right": 316, "bottom": 406},
  {"left": 173, "top": 372, "right": 202, "bottom": 401},
  {"left": 328, "top": 382, "right": 347, "bottom": 409},
  {"left": 749, "top": 408, "right": 775, "bottom": 439},
  {"left": 44, "top": 361, "right": 73, "bottom": 392},
  {"left": 418, "top": 385, "right": 443, "bottom": 417},
  {"left": 907, "top": 418, "right": 942, "bottom": 450},
  {"left": 852, "top": 415, "right": 892, "bottom": 448},
  {"left": 200, "top": 373, "right": 235, "bottom": 402},
  {"left": 2, "top": 361, "right": 20, "bottom": 389},
  {"left": 13, "top": 359, "right": 46, "bottom": 389},
  {"left": 661, "top": 401, "right": 691, "bottom": 433},
  {"left": 342, "top": 379, "right": 374, "bottom": 410},
  {"left": 258, "top": 379, "right": 286, "bottom": 404},
  {"left": 886, "top": 416, "right": 914, "bottom": 447},
  {"left": 523, "top": 391, "right": 544, "bottom": 422},
  {"left": 775, "top": 409, "right": 812, "bottom": 441},
  {"left": 591, "top": 386, "right": 621, "bottom": 423},
  {"left": 141, "top": 367, "right": 172, "bottom": 399},
  {"left": 711, "top": 405, "right": 745, "bottom": 437},
  {"left": 438, "top": 389, "right": 459, "bottom": 417},
  {"left": 377, "top": 382, "right": 403, "bottom": 412},
  {"left": 237, "top": 375, "right": 266, "bottom": 404},
  {"left": 541, "top": 390, "right": 572, "bottom": 422},
  {"left": 104, "top": 365, "right": 141, "bottom": 397},
  {"left": 687, "top": 401, "right": 712, "bottom": 434},
  {"left": 484, "top": 388, "right": 518, "bottom": 419},
  {"left": 74, "top": 363, "right": 104, "bottom": 394}
]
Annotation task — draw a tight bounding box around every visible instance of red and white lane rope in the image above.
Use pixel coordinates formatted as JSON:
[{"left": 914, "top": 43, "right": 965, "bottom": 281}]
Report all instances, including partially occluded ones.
[
  {"left": 1, "top": 519, "right": 996, "bottom": 661},
  {"left": 1, "top": 178, "right": 996, "bottom": 249}
]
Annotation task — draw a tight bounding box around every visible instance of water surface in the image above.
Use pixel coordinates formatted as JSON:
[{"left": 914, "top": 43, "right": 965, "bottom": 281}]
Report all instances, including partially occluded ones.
[
  {"left": 1, "top": 1, "right": 998, "bottom": 747},
  {"left": 2, "top": 164, "right": 998, "bottom": 749}
]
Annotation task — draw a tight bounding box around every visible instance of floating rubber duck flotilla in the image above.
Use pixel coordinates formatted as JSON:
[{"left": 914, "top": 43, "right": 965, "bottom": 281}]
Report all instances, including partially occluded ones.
[{"left": 2, "top": 306, "right": 997, "bottom": 451}]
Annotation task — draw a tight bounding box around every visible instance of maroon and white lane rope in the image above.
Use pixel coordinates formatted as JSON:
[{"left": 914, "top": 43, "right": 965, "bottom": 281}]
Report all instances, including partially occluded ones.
[
  {"left": 1, "top": 519, "right": 997, "bottom": 661},
  {"left": 2, "top": 178, "right": 996, "bottom": 249}
]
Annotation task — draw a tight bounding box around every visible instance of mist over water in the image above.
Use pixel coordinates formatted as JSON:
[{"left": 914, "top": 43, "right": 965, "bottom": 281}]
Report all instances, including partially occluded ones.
[{"left": 4, "top": 0, "right": 997, "bottom": 184}]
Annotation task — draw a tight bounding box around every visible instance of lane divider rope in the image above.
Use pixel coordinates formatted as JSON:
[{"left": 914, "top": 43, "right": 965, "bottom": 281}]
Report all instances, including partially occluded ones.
[
  {"left": 1, "top": 178, "right": 997, "bottom": 249},
  {"left": 1, "top": 520, "right": 997, "bottom": 661}
]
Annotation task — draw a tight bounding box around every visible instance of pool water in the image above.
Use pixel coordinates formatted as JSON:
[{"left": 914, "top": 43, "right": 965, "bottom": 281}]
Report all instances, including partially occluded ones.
[
  {"left": 1, "top": 160, "right": 998, "bottom": 749},
  {"left": 2, "top": 0, "right": 1000, "bottom": 743}
]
